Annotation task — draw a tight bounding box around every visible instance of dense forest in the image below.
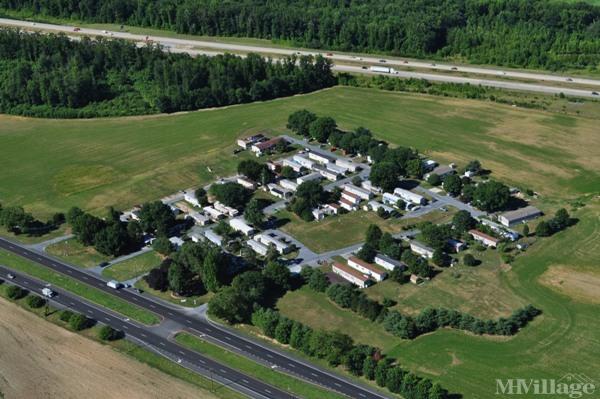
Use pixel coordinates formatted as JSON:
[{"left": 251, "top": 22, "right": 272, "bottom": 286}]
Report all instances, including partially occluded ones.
[
  {"left": 0, "top": 29, "right": 335, "bottom": 117},
  {"left": 1, "top": 0, "right": 600, "bottom": 70}
]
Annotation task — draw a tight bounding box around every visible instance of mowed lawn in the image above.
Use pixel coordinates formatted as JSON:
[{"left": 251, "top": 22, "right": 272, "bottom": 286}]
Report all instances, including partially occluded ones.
[
  {"left": 1, "top": 87, "right": 599, "bottom": 218},
  {"left": 46, "top": 238, "right": 111, "bottom": 268},
  {"left": 101, "top": 250, "right": 162, "bottom": 281}
]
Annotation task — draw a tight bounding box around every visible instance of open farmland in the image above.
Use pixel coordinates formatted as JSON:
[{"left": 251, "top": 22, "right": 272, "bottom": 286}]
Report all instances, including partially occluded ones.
[
  {"left": 1, "top": 87, "right": 599, "bottom": 218},
  {"left": 0, "top": 297, "right": 219, "bottom": 399}
]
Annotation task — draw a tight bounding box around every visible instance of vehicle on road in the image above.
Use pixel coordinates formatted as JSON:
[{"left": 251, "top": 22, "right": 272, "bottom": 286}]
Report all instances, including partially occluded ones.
[
  {"left": 42, "top": 288, "right": 55, "bottom": 298},
  {"left": 370, "top": 65, "right": 393, "bottom": 74},
  {"left": 379, "top": 59, "right": 386, "bottom": 63},
  {"left": 566, "top": 78, "right": 573, "bottom": 82},
  {"left": 98, "top": 261, "right": 109, "bottom": 267},
  {"left": 592, "top": 91, "right": 599, "bottom": 96},
  {"left": 451, "top": 67, "right": 458, "bottom": 71},
  {"left": 73, "top": 27, "right": 81, "bottom": 32},
  {"left": 102, "top": 30, "right": 108, "bottom": 34},
  {"left": 326, "top": 52, "right": 333, "bottom": 56},
  {"left": 7, "top": 273, "right": 15, "bottom": 279},
  {"left": 361, "top": 66, "right": 368, "bottom": 69},
  {"left": 107, "top": 280, "right": 122, "bottom": 289}
]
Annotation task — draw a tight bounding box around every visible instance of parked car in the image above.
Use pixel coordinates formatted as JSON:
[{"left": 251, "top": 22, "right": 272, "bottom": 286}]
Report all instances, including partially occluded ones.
[{"left": 99, "top": 261, "right": 109, "bottom": 267}]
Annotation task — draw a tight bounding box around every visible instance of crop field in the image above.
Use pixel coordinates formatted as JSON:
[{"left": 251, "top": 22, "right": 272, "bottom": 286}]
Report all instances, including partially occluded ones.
[{"left": 1, "top": 87, "right": 599, "bottom": 219}]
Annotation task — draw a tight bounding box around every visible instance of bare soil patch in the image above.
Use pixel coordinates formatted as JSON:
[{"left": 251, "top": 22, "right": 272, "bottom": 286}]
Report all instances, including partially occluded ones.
[{"left": 539, "top": 265, "right": 600, "bottom": 304}]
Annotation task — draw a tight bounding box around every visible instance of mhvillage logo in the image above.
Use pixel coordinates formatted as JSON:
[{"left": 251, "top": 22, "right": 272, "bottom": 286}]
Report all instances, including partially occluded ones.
[{"left": 496, "top": 374, "right": 596, "bottom": 398}]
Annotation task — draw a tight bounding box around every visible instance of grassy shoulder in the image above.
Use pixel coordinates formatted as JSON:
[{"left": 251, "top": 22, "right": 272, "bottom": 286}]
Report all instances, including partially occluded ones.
[
  {"left": 174, "top": 332, "right": 346, "bottom": 399},
  {"left": 0, "top": 249, "right": 160, "bottom": 325},
  {"left": 0, "top": 284, "right": 244, "bottom": 399},
  {"left": 102, "top": 250, "right": 162, "bottom": 281},
  {"left": 46, "top": 238, "right": 111, "bottom": 268}
]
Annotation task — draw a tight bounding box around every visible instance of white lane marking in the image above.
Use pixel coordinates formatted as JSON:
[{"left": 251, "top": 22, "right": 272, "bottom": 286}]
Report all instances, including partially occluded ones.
[
  {"left": 179, "top": 351, "right": 185, "bottom": 355},
  {"left": 149, "top": 304, "right": 156, "bottom": 308},
  {"left": 334, "top": 382, "right": 341, "bottom": 387},
  {"left": 311, "top": 372, "right": 318, "bottom": 377},
  {"left": 86, "top": 310, "right": 93, "bottom": 314},
  {"left": 224, "top": 336, "right": 231, "bottom": 341},
  {"left": 140, "top": 333, "right": 147, "bottom": 338},
  {"left": 132, "top": 297, "right": 139, "bottom": 302},
  {"left": 288, "top": 363, "right": 296, "bottom": 368},
  {"left": 168, "top": 312, "right": 174, "bottom": 316},
  {"left": 122, "top": 325, "right": 129, "bottom": 330},
  {"left": 198, "top": 359, "right": 206, "bottom": 364},
  {"left": 219, "top": 369, "right": 227, "bottom": 373},
  {"left": 186, "top": 320, "right": 192, "bottom": 324},
  {"left": 159, "top": 342, "right": 165, "bottom": 346},
  {"left": 67, "top": 270, "right": 73, "bottom": 274},
  {"left": 266, "top": 354, "right": 273, "bottom": 358},
  {"left": 358, "top": 393, "right": 366, "bottom": 398},
  {"left": 242, "top": 379, "right": 249, "bottom": 384},
  {"left": 82, "top": 276, "right": 88, "bottom": 280},
  {"left": 105, "top": 317, "right": 111, "bottom": 321}
]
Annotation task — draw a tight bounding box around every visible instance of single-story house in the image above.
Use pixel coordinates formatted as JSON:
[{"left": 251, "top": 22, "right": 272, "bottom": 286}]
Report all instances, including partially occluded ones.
[
  {"left": 236, "top": 177, "right": 256, "bottom": 190},
  {"left": 313, "top": 165, "right": 339, "bottom": 181},
  {"left": 393, "top": 187, "right": 426, "bottom": 205},
  {"left": 361, "top": 180, "right": 382, "bottom": 194},
  {"left": 410, "top": 241, "right": 435, "bottom": 259},
  {"left": 255, "top": 233, "right": 293, "bottom": 254},
  {"left": 422, "top": 159, "right": 437, "bottom": 171},
  {"left": 410, "top": 274, "right": 423, "bottom": 285},
  {"left": 184, "top": 190, "right": 200, "bottom": 207},
  {"left": 296, "top": 172, "right": 323, "bottom": 185},
  {"left": 214, "top": 202, "right": 239, "bottom": 217},
  {"left": 347, "top": 256, "right": 387, "bottom": 281},
  {"left": 374, "top": 253, "right": 407, "bottom": 271},
  {"left": 479, "top": 218, "right": 520, "bottom": 241},
  {"left": 279, "top": 179, "right": 299, "bottom": 192},
  {"left": 326, "top": 163, "right": 348, "bottom": 175},
  {"left": 282, "top": 158, "right": 303, "bottom": 173},
  {"left": 188, "top": 211, "right": 211, "bottom": 226},
  {"left": 332, "top": 262, "right": 372, "bottom": 288},
  {"left": 203, "top": 206, "right": 225, "bottom": 221},
  {"left": 251, "top": 137, "right": 285, "bottom": 155},
  {"left": 341, "top": 190, "right": 361, "bottom": 205},
  {"left": 237, "top": 134, "right": 265, "bottom": 149},
  {"left": 335, "top": 158, "right": 360, "bottom": 172},
  {"left": 204, "top": 230, "right": 223, "bottom": 247},
  {"left": 308, "top": 150, "right": 336, "bottom": 164},
  {"left": 382, "top": 192, "right": 403, "bottom": 208},
  {"left": 339, "top": 198, "right": 358, "bottom": 211},
  {"left": 343, "top": 184, "right": 373, "bottom": 201},
  {"left": 229, "top": 218, "right": 255, "bottom": 236},
  {"left": 469, "top": 229, "right": 499, "bottom": 248},
  {"left": 266, "top": 161, "right": 281, "bottom": 172},
  {"left": 498, "top": 206, "right": 542, "bottom": 227},
  {"left": 312, "top": 208, "right": 326, "bottom": 221},
  {"left": 324, "top": 203, "right": 341, "bottom": 215},
  {"left": 447, "top": 238, "right": 466, "bottom": 253},
  {"left": 246, "top": 239, "right": 269, "bottom": 256},
  {"left": 292, "top": 154, "right": 315, "bottom": 169},
  {"left": 169, "top": 236, "right": 185, "bottom": 248},
  {"left": 425, "top": 165, "right": 455, "bottom": 179},
  {"left": 267, "top": 183, "right": 293, "bottom": 199},
  {"left": 366, "top": 200, "right": 395, "bottom": 214}
]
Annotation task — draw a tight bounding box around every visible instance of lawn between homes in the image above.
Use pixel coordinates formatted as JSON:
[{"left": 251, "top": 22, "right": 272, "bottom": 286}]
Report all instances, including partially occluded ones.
[
  {"left": 101, "top": 250, "right": 162, "bottom": 281},
  {"left": 0, "top": 249, "right": 160, "bottom": 325},
  {"left": 1, "top": 86, "right": 598, "bottom": 218}
]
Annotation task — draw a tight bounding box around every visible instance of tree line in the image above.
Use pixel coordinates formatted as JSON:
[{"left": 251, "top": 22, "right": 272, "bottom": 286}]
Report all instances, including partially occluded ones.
[
  {"left": 0, "top": 203, "right": 64, "bottom": 236},
  {"left": 0, "top": 28, "right": 335, "bottom": 118},
  {"left": 2, "top": 0, "right": 599, "bottom": 70}
]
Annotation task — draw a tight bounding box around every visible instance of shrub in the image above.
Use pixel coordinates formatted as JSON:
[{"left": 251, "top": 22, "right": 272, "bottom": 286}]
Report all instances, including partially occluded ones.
[
  {"left": 69, "top": 313, "right": 90, "bottom": 331},
  {"left": 98, "top": 325, "right": 122, "bottom": 341},
  {"left": 6, "top": 285, "right": 26, "bottom": 299},
  {"left": 26, "top": 295, "right": 46, "bottom": 308},
  {"left": 60, "top": 310, "right": 74, "bottom": 322},
  {"left": 463, "top": 254, "right": 478, "bottom": 266}
]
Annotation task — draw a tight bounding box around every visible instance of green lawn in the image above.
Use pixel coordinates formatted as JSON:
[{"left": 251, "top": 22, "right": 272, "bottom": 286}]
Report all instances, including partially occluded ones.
[
  {"left": 1, "top": 87, "right": 599, "bottom": 218},
  {"left": 134, "top": 278, "right": 213, "bottom": 308},
  {"left": 46, "top": 238, "right": 111, "bottom": 268},
  {"left": 175, "top": 332, "right": 345, "bottom": 399},
  {"left": 277, "top": 208, "right": 454, "bottom": 253},
  {"left": 0, "top": 249, "right": 160, "bottom": 325},
  {"left": 102, "top": 250, "right": 162, "bottom": 281}
]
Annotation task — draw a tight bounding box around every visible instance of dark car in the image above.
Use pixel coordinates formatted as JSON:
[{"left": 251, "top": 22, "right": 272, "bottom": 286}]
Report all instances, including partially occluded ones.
[{"left": 98, "top": 261, "right": 110, "bottom": 268}]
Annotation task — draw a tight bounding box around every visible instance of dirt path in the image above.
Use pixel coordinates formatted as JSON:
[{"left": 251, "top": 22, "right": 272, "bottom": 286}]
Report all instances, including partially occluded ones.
[{"left": 0, "top": 298, "right": 216, "bottom": 399}]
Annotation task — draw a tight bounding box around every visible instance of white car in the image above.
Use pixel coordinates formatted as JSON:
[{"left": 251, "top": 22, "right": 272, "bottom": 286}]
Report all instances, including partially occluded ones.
[{"left": 7, "top": 273, "right": 15, "bottom": 279}]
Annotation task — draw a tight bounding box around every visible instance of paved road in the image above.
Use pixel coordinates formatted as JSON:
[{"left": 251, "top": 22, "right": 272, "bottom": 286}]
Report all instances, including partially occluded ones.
[
  {"left": 0, "top": 265, "right": 293, "bottom": 399},
  {"left": 0, "top": 237, "right": 390, "bottom": 399},
  {"left": 3, "top": 18, "right": 599, "bottom": 98}
]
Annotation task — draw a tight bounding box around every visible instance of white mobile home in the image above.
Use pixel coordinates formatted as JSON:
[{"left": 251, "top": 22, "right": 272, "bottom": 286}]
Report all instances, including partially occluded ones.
[
  {"left": 296, "top": 172, "right": 323, "bottom": 185},
  {"left": 374, "top": 254, "right": 407, "bottom": 271},
  {"left": 332, "top": 262, "right": 371, "bottom": 288},
  {"left": 347, "top": 256, "right": 387, "bottom": 282},
  {"left": 393, "top": 187, "right": 426, "bottom": 205},
  {"left": 229, "top": 218, "right": 255, "bottom": 236},
  {"left": 204, "top": 230, "right": 223, "bottom": 247},
  {"left": 410, "top": 241, "right": 435, "bottom": 259},
  {"left": 343, "top": 184, "right": 373, "bottom": 200},
  {"left": 247, "top": 239, "right": 269, "bottom": 256}
]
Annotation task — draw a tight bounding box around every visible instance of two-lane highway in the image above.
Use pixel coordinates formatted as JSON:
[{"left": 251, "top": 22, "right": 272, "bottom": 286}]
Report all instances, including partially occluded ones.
[
  {"left": 0, "top": 265, "right": 294, "bottom": 399},
  {"left": 0, "top": 237, "right": 389, "bottom": 399}
]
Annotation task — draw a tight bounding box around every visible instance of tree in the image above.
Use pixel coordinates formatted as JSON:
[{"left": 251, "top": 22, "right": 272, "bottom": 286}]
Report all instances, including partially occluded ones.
[
  {"left": 465, "top": 160, "right": 482, "bottom": 174},
  {"left": 427, "top": 173, "right": 441, "bottom": 186},
  {"left": 194, "top": 187, "right": 207, "bottom": 205},
  {"left": 535, "top": 221, "right": 553, "bottom": 237},
  {"left": 6, "top": 285, "right": 26, "bottom": 299},
  {"left": 168, "top": 262, "right": 188, "bottom": 294},
  {"left": 98, "top": 325, "right": 122, "bottom": 341},
  {"left": 274, "top": 317, "right": 294, "bottom": 344},
  {"left": 232, "top": 271, "right": 267, "bottom": 305},
  {"left": 374, "top": 359, "right": 393, "bottom": 387},
  {"left": 280, "top": 165, "right": 296, "bottom": 179},
  {"left": 251, "top": 307, "right": 281, "bottom": 337},
  {"left": 473, "top": 181, "right": 510, "bottom": 212},
  {"left": 308, "top": 269, "right": 330, "bottom": 292},
  {"left": 363, "top": 357, "right": 377, "bottom": 380},
  {"left": 452, "top": 210, "right": 476, "bottom": 234},
  {"left": 244, "top": 198, "right": 264, "bottom": 228},
  {"left": 295, "top": 180, "right": 325, "bottom": 208},
  {"left": 208, "top": 286, "right": 251, "bottom": 324},
  {"left": 287, "top": 109, "right": 317, "bottom": 136},
  {"left": 553, "top": 208, "right": 570, "bottom": 230},
  {"left": 94, "top": 222, "right": 129, "bottom": 256},
  {"left": 0, "top": 206, "right": 34, "bottom": 232},
  {"left": 522, "top": 224, "right": 530, "bottom": 237},
  {"left": 385, "top": 366, "right": 406, "bottom": 393},
  {"left": 463, "top": 253, "right": 478, "bottom": 266},
  {"left": 442, "top": 174, "right": 462, "bottom": 196},
  {"left": 202, "top": 248, "right": 223, "bottom": 292},
  {"left": 369, "top": 162, "right": 399, "bottom": 192},
  {"left": 153, "top": 236, "right": 174, "bottom": 255},
  {"left": 26, "top": 295, "right": 46, "bottom": 308},
  {"left": 145, "top": 262, "right": 170, "bottom": 291},
  {"left": 139, "top": 201, "right": 175, "bottom": 236},
  {"left": 238, "top": 159, "right": 269, "bottom": 182},
  {"left": 365, "top": 224, "right": 383, "bottom": 249},
  {"left": 406, "top": 158, "right": 424, "bottom": 179},
  {"left": 263, "top": 261, "right": 292, "bottom": 292},
  {"left": 357, "top": 242, "right": 377, "bottom": 263},
  {"left": 209, "top": 182, "right": 251, "bottom": 209},
  {"left": 308, "top": 116, "right": 337, "bottom": 143},
  {"left": 432, "top": 248, "right": 449, "bottom": 267},
  {"left": 69, "top": 313, "right": 90, "bottom": 331}
]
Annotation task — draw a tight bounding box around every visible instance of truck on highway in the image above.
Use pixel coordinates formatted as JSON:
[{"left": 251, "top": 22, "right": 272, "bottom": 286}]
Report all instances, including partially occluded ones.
[
  {"left": 369, "top": 66, "right": 396, "bottom": 74},
  {"left": 42, "top": 288, "right": 55, "bottom": 298},
  {"left": 107, "top": 280, "right": 122, "bottom": 289}
]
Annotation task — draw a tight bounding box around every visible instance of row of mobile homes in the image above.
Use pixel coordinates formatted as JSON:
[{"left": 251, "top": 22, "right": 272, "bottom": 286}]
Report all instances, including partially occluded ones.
[
  {"left": 347, "top": 256, "right": 388, "bottom": 281},
  {"left": 255, "top": 232, "right": 293, "bottom": 254},
  {"left": 308, "top": 150, "right": 336, "bottom": 164},
  {"left": 214, "top": 202, "right": 239, "bottom": 217},
  {"left": 332, "top": 262, "right": 372, "bottom": 288},
  {"left": 336, "top": 158, "right": 360, "bottom": 172},
  {"left": 279, "top": 179, "right": 299, "bottom": 191},
  {"left": 282, "top": 158, "right": 303, "bottom": 172},
  {"left": 365, "top": 200, "right": 395, "bottom": 214},
  {"left": 343, "top": 184, "right": 373, "bottom": 200},
  {"left": 296, "top": 172, "right": 323, "bottom": 185},
  {"left": 293, "top": 154, "right": 315, "bottom": 169}
]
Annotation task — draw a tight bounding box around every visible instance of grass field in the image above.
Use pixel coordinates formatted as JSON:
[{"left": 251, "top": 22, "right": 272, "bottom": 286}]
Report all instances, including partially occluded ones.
[
  {"left": 0, "top": 249, "right": 160, "bottom": 325},
  {"left": 0, "top": 224, "right": 69, "bottom": 245},
  {"left": 46, "top": 238, "right": 111, "bottom": 268},
  {"left": 175, "top": 332, "right": 346, "bottom": 399},
  {"left": 134, "top": 278, "right": 213, "bottom": 308},
  {"left": 1, "top": 87, "right": 599, "bottom": 219},
  {"left": 102, "top": 250, "right": 162, "bottom": 281},
  {"left": 277, "top": 208, "right": 454, "bottom": 253}
]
